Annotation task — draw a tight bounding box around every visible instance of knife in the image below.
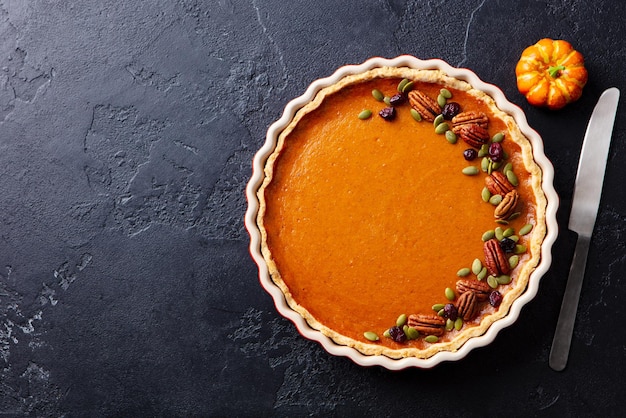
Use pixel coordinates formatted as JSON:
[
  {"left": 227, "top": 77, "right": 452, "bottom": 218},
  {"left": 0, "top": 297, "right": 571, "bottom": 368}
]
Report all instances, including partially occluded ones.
[{"left": 549, "top": 87, "right": 620, "bottom": 371}]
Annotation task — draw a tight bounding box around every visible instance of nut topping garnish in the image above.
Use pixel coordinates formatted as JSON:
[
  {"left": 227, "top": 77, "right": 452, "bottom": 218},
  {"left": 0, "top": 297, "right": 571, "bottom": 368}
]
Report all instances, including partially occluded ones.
[
  {"left": 451, "top": 111, "right": 488, "bottom": 133},
  {"left": 485, "top": 171, "right": 515, "bottom": 196},
  {"left": 407, "top": 313, "right": 446, "bottom": 336},
  {"left": 407, "top": 90, "right": 442, "bottom": 122},
  {"left": 456, "top": 291, "right": 479, "bottom": 321},
  {"left": 483, "top": 239, "right": 511, "bottom": 276},
  {"left": 455, "top": 123, "right": 490, "bottom": 148},
  {"left": 494, "top": 189, "right": 520, "bottom": 219},
  {"left": 456, "top": 278, "right": 491, "bottom": 301},
  {"left": 359, "top": 81, "right": 529, "bottom": 346}
]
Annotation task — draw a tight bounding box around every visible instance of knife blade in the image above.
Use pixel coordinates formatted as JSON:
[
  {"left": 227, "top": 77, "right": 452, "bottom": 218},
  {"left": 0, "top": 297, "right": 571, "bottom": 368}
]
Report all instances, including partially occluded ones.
[{"left": 549, "top": 87, "right": 620, "bottom": 371}]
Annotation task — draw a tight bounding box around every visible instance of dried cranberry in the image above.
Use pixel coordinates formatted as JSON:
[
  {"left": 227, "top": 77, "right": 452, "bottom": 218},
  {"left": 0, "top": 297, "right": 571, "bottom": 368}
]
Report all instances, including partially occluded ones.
[
  {"left": 388, "top": 326, "right": 407, "bottom": 343},
  {"left": 489, "top": 290, "right": 503, "bottom": 307},
  {"left": 442, "top": 303, "right": 458, "bottom": 321},
  {"left": 488, "top": 142, "right": 504, "bottom": 162},
  {"left": 463, "top": 148, "right": 478, "bottom": 161},
  {"left": 499, "top": 237, "right": 516, "bottom": 253},
  {"left": 379, "top": 107, "right": 396, "bottom": 121},
  {"left": 389, "top": 93, "right": 406, "bottom": 106},
  {"left": 442, "top": 102, "right": 461, "bottom": 120}
]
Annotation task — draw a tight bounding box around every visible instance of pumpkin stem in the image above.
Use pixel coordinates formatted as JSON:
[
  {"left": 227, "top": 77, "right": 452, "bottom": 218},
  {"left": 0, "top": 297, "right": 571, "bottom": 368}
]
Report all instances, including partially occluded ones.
[{"left": 548, "top": 65, "right": 566, "bottom": 78}]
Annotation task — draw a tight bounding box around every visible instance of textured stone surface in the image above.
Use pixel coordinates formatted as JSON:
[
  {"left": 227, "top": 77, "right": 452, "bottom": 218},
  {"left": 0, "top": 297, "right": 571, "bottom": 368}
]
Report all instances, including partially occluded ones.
[{"left": 0, "top": 0, "right": 624, "bottom": 415}]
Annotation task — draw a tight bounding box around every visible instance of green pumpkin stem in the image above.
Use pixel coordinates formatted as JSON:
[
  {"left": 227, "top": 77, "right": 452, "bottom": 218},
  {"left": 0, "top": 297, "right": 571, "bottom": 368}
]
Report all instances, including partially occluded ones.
[{"left": 548, "top": 65, "right": 566, "bottom": 78}]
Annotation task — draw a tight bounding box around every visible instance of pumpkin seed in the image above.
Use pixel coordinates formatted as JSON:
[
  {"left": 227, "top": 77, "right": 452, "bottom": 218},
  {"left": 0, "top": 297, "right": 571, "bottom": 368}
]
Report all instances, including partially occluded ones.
[
  {"left": 440, "top": 88, "right": 452, "bottom": 99},
  {"left": 495, "top": 226, "right": 504, "bottom": 241},
  {"left": 454, "top": 317, "right": 463, "bottom": 330},
  {"left": 491, "top": 161, "right": 502, "bottom": 170},
  {"left": 445, "top": 130, "right": 457, "bottom": 144},
  {"left": 435, "top": 122, "right": 449, "bottom": 135},
  {"left": 410, "top": 108, "right": 422, "bottom": 122},
  {"left": 406, "top": 326, "right": 419, "bottom": 339},
  {"left": 487, "top": 160, "right": 494, "bottom": 175},
  {"left": 372, "top": 89, "right": 384, "bottom": 102},
  {"left": 445, "top": 287, "right": 456, "bottom": 301},
  {"left": 509, "top": 255, "right": 520, "bottom": 269},
  {"left": 507, "top": 212, "right": 521, "bottom": 221},
  {"left": 487, "top": 275, "right": 498, "bottom": 289},
  {"left": 477, "top": 266, "right": 488, "bottom": 280},
  {"left": 495, "top": 219, "right": 509, "bottom": 225},
  {"left": 481, "top": 187, "right": 491, "bottom": 203},
  {"left": 489, "top": 194, "right": 503, "bottom": 205},
  {"left": 396, "top": 313, "right": 407, "bottom": 328},
  {"left": 383, "top": 329, "right": 391, "bottom": 338},
  {"left": 364, "top": 331, "right": 379, "bottom": 341},
  {"left": 503, "top": 227, "right": 514, "bottom": 238},
  {"left": 478, "top": 144, "right": 489, "bottom": 158},
  {"left": 472, "top": 258, "right": 483, "bottom": 275},
  {"left": 482, "top": 230, "right": 495, "bottom": 241},
  {"left": 401, "top": 80, "right": 415, "bottom": 93},
  {"left": 358, "top": 109, "right": 372, "bottom": 120},
  {"left": 506, "top": 169, "right": 519, "bottom": 186},
  {"left": 384, "top": 96, "right": 392, "bottom": 106},
  {"left": 424, "top": 335, "right": 439, "bottom": 344},
  {"left": 397, "top": 78, "right": 410, "bottom": 92},
  {"left": 509, "top": 235, "right": 519, "bottom": 242},
  {"left": 514, "top": 244, "right": 527, "bottom": 254},
  {"left": 445, "top": 318, "right": 454, "bottom": 331},
  {"left": 492, "top": 132, "right": 505, "bottom": 143},
  {"left": 457, "top": 267, "right": 471, "bottom": 277},
  {"left": 462, "top": 166, "right": 480, "bottom": 176},
  {"left": 437, "top": 94, "right": 447, "bottom": 108},
  {"left": 519, "top": 223, "right": 533, "bottom": 236},
  {"left": 481, "top": 157, "right": 490, "bottom": 172},
  {"left": 432, "top": 303, "right": 446, "bottom": 312},
  {"left": 433, "top": 114, "right": 444, "bottom": 127},
  {"left": 503, "top": 162, "right": 513, "bottom": 175},
  {"left": 496, "top": 274, "right": 512, "bottom": 285},
  {"left": 437, "top": 308, "right": 445, "bottom": 317}
]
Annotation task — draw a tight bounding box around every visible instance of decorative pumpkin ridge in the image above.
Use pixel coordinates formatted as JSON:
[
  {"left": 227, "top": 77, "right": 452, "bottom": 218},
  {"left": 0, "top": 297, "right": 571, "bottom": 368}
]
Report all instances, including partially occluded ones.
[{"left": 516, "top": 38, "right": 588, "bottom": 110}]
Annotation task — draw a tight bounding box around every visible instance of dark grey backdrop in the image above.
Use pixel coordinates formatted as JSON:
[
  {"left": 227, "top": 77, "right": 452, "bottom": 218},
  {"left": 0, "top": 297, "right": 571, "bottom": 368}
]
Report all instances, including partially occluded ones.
[{"left": 1, "top": 0, "right": 624, "bottom": 416}]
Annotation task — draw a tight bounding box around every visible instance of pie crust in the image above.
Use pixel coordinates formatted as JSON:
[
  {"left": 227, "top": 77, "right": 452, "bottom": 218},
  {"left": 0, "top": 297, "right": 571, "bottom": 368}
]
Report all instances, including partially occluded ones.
[{"left": 248, "top": 57, "right": 557, "bottom": 367}]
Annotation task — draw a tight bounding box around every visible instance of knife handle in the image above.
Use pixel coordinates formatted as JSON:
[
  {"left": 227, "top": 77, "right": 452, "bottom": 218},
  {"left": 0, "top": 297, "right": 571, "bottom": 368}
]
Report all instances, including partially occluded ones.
[{"left": 549, "top": 234, "right": 591, "bottom": 371}]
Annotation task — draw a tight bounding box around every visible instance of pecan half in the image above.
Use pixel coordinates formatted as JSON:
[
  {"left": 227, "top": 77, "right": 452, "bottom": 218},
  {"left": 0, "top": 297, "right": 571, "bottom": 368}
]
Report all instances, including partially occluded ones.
[
  {"left": 455, "top": 123, "right": 490, "bottom": 148},
  {"left": 494, "top": 189, "right": 520, "bottom": 219},
  {"left": 456, "top": 291, "right": 479, "bottom": 321},
  {"left": 485, "top": 171, "right": 515, "bottom": 196},
  {"left": 456, "top": 278, "right": 491, "bottom": 301},
  {"left": 451, "top": 111, "right": 488, "bottom": 133},
  {"left": 483, "top": 238, "right": 511, "bottom": 276},
  {"left": 407, "top": 90, "right": 441, "bottom": 122},
  {"left": 407, "top": 313, "right": 446, "bottom": 336}
]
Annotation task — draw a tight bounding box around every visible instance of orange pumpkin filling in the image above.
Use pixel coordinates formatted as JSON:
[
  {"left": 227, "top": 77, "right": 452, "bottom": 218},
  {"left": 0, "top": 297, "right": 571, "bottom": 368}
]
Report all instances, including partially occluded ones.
[{"left": 259, "top": 71, "right": 545, "bottom": 357}]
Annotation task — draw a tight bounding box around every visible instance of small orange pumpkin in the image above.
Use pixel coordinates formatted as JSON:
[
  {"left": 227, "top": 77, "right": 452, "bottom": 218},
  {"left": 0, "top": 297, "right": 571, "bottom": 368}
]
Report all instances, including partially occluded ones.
[{"left": 516, "top": 38, "right": 588, "bottom": 110}]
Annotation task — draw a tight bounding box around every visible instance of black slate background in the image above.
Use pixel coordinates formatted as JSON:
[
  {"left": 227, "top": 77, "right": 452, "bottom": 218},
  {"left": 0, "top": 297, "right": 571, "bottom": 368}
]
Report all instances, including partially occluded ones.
[{"left": 0, "top": 0, "right": 625, "bottom": 416}]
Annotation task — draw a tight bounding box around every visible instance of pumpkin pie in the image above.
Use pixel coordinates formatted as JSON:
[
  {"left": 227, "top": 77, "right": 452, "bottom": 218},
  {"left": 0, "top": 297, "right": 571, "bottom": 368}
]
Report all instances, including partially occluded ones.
[{"left": 255, "top": 64, "right": 549, "bottom": 360}]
